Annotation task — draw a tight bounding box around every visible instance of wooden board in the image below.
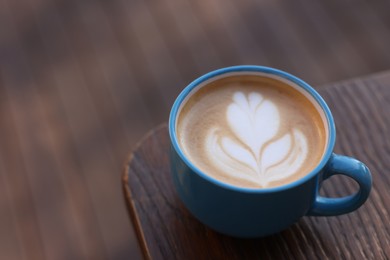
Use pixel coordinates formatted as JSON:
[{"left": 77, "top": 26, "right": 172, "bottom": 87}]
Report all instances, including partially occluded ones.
[{"left": 123, "top": 72, "right": 390, "bottom": 259}]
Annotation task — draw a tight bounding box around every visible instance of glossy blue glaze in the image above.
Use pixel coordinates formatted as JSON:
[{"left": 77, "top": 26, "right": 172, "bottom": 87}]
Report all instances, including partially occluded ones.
[
  {"left": 308, "top": 154, "right": 372, "bottom": 216},
  {"left": 169, "top": 66, "right": 372, "bottom": 237}
]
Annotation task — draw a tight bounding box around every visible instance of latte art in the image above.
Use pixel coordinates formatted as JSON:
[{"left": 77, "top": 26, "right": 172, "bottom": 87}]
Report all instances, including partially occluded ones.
[
  {"left": 206, "top": 92, "right": 308, "bottom": 187},
  {"left": 177, "top": 74, "right": 327, "bottom": 188}
]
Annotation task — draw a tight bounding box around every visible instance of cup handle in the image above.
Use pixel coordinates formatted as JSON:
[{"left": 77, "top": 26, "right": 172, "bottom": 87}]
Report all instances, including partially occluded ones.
[{"left": 307, "top": 153, "right": 372, "bottom": 216}]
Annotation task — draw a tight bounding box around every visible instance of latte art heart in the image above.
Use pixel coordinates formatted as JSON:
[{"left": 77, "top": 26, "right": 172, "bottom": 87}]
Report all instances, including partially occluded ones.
[
  {"left": 177, "top": 74, "right": 326, "bottom": 188},
  {"left": 205, "top": 92, "right": 308, "bottom": 187}
]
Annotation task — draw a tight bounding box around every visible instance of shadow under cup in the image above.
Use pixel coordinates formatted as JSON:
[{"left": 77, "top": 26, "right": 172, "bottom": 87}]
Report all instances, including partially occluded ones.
[{"left": 169, "top": 66, "right": 372, "bottom": 237}]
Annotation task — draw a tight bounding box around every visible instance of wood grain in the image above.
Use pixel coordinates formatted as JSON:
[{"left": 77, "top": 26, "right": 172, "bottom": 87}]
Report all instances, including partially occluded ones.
[{"left": 124, "top": 71, "right": 390, "bottom": 260}]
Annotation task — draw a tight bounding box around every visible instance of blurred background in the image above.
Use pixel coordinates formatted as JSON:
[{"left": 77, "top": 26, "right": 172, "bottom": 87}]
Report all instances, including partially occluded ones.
[{"left": 1, "top": 0, "right": 390, "bottom": 259}]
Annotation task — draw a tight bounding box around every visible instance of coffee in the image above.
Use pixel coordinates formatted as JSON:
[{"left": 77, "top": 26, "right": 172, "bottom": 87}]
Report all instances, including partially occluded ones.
[{"left": 177, "top": 73, "right": 327, "bottom": 188}]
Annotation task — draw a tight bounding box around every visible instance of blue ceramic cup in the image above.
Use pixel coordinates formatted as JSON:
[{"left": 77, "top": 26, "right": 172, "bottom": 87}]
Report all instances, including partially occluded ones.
[{"left": 169, "top": 66, "right": 372, "bottom": 237}]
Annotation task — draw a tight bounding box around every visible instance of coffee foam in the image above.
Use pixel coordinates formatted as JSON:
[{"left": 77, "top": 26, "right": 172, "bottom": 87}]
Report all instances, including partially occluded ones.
[{"left": 177, "top": 74, "right": 327, "bottom": 188}]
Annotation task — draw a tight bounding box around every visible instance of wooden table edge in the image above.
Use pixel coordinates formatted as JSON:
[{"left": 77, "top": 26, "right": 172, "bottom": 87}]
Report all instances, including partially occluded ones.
[
  {"left": 122, "top": 123, "right": 168, "bottom": 260},
  {"left": 316, "top": 68, "right": 390, "bottom": 90}
]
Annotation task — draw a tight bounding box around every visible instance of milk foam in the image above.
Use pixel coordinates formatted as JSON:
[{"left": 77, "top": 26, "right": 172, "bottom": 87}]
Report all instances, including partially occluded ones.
[
  {"left": 205, "top": 92, "right": 308, "bottom": 187},
  {"left": 177, "top": 74, "right": 326, "bottom": 189}
]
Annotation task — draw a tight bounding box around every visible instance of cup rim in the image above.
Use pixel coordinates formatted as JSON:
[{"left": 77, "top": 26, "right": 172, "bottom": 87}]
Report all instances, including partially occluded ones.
[{"left": 169, "top": 65, "right": 336, "bottom": 193}]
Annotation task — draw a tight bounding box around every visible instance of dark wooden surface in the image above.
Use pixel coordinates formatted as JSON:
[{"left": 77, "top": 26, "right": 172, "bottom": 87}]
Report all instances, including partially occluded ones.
[
  {"left": 3, "top": 0, "right": 390, "bottom": 259},
  {"left": 124, "top": 71, "right": 390, "bottom": 260}
]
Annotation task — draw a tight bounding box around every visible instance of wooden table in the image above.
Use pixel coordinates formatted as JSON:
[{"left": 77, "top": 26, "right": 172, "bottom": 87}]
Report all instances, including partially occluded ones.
[{"left": 123, "top": 72, "right": 390, "bottom": 259}]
